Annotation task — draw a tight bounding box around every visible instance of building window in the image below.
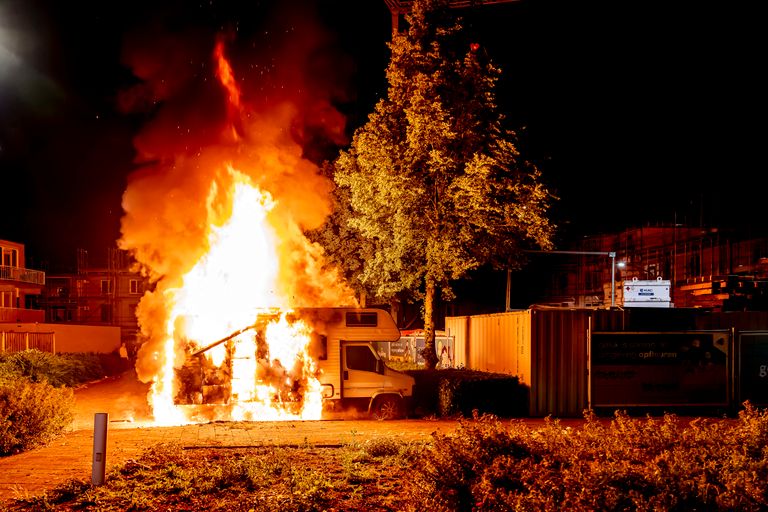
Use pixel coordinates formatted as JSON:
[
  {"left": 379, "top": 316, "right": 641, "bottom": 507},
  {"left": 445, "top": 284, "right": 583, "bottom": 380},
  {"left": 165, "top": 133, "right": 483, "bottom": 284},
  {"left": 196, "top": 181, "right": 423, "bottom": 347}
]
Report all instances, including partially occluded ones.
[
  {"left": 688, "top": 252, "right": 701, "bottom": 278},
  {"left": 2, "top": 248, "right": 18, "bottom": 267},
  {"left": 51, "top": 307, "right": 71, "bottom": 322},
  {"left": 311, "top": 333, "right": 327, "bottom": 361},
  {"left": 129, "top": 279, "right": 139, "bottom": 294},
  {"left": 100, "top": 304, "right": 113, "bottom": 323},
  {"left": 101, "top": 279, "right": 113, "bottom": 295},
  {"left": 345, "top": 312, "right": 378, "bottom": 327}
]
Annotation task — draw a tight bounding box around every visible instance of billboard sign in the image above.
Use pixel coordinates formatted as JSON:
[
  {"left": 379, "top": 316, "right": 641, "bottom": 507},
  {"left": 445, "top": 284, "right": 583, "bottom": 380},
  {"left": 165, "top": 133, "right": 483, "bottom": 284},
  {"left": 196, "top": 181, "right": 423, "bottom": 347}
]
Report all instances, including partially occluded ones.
[
  {"left": 591, "top": 331, "right": 730, "bottom": 407},
  {"left": 375, "top": 332, "right": 455, "bottom": 368}
]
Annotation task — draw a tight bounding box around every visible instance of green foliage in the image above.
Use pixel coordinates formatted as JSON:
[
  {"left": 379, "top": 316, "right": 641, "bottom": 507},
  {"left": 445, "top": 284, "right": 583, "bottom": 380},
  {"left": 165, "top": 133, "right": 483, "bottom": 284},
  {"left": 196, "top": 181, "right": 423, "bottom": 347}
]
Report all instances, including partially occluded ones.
[
  {"left": 0, "top": 378, "right": 74, "bottom": 455},
  {"left": 407, "top": 405, "right": 768, "bottom": 511},
  {"left": 310, "top": 0, "right": 555, "bottom": 368},
  {"left": 408, "top": 368, "right": 527, "bottom": 418},
  {"left": 0, "top": 350, "right": 123, "bottom": 388},
  {"left": 0, "top": 350, "right": 125, "bottom": 457}
]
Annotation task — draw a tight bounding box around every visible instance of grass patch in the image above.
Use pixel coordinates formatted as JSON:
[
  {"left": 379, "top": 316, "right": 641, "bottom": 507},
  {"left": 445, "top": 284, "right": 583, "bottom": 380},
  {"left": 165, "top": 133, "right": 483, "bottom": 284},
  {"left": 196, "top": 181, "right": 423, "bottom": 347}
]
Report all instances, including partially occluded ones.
[{"left": 9, "top": 405, "right": 768, "bottom": 511}]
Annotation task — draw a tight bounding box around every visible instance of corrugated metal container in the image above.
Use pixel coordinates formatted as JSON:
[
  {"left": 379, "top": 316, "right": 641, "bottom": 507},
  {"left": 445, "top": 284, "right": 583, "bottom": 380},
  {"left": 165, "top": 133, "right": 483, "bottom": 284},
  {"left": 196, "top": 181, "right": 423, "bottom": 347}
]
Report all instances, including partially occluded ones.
[
  {"left": 446, "top": 308, "right": 768, "bottom": 417},
  {"left": 446, "top": 311, "right": 531, "bottom": 383},
  {"left": 446, "top": 308, "right": 625, "bottom": 417},
  {"left": 529, "top": 308, "right": 593, "bottom": 417}
]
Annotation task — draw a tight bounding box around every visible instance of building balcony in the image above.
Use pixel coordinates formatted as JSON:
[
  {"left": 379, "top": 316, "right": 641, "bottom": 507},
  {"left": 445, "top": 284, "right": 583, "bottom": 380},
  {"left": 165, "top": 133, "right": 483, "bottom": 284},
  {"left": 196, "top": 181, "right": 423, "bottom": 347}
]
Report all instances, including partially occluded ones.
[
  {"left": 0, "top": 265, "right": 45, "bottom": 286},
  {"left": 0, "top": 307, "right": 45, "bottom": 323}
]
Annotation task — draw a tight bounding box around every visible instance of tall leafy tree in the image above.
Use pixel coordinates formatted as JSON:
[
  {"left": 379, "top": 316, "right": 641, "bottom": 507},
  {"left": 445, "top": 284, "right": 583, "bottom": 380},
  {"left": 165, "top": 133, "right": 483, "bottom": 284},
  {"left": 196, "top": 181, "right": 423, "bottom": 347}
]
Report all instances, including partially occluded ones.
[{"left": 316, "top": 0, "right": 555, "bottom": 368}]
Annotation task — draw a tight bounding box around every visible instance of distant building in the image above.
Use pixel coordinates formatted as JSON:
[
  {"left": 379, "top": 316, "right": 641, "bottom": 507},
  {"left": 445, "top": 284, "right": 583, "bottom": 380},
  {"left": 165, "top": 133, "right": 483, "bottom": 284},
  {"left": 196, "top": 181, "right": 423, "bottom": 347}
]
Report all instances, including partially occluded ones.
[
  {"left": 40, "top": 248, "right": 149, "bottom": 350},
  {"left": 540, "top": 225, "right": 768, "bottom": 311},
  {"left": 0, "top": 239, "right": 45, "bottom": 323}
]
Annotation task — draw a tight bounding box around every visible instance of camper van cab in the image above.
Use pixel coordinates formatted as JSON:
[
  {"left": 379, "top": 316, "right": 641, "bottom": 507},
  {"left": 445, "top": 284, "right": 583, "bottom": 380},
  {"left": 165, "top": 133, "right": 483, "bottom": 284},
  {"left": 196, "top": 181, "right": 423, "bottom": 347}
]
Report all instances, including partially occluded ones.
[{"left": 313, "top": 308, "right": 415, "bottom": 419}]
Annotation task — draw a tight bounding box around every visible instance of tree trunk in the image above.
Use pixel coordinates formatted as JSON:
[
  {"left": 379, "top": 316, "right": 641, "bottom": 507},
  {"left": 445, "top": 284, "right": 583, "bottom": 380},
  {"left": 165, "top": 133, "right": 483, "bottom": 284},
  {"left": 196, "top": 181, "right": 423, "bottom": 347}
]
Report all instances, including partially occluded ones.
[{"left": 421, "top": 277, "right": 439, "bottom": 369}]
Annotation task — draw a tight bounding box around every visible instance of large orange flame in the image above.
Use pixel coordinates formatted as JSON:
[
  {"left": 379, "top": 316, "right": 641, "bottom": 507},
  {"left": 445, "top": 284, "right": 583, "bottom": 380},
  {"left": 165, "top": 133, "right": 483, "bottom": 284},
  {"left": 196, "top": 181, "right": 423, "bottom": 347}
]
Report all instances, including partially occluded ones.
[{"left": 120, "top": 38, "right": 356, "bottom": 425}]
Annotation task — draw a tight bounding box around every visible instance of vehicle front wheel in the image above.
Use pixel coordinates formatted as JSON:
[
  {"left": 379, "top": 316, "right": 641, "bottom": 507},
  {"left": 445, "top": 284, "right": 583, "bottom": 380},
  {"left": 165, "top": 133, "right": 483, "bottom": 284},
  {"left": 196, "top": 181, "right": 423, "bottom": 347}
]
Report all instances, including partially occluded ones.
[{"left": 370, "top": 395, "right": 402, "bottom": 420}]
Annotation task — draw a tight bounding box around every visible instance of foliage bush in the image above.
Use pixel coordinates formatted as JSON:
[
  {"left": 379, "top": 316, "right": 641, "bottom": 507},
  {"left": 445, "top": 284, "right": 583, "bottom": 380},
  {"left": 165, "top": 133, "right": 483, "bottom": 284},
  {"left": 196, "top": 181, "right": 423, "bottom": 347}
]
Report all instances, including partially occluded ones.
[
  {"left": 407, "top": 368, "right": 528, "bottom": 418},
  {"left": 407, "top": 404, "right": 768, "bottom": 511},
  {"left": 0, "top": 378, "right": 75, "bottom": 456},
  {"left": 8, "top": 406, "right": 768, "bottom": 510},
  {"left": 0, "top": 350, "right": 125, "bottom": 388},
  {"left": 0, "top": 349, "right": 127, "bottom": 457}
]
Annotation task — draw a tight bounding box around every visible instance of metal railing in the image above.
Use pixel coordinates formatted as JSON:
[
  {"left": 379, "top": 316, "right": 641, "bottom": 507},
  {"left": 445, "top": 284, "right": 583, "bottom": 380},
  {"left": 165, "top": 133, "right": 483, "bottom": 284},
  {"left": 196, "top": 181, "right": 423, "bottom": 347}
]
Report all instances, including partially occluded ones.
[
  {"left": 0, "top": 265, "right": 45, "bottom": 285},
  {"left": 0, "top": 331, "right": 55, "bottom": 353}
]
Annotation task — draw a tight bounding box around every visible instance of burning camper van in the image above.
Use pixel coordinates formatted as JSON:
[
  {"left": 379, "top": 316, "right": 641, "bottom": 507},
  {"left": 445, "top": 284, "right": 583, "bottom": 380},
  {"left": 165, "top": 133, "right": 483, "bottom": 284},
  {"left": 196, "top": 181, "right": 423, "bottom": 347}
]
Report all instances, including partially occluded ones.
[
  {"left": 117, "top": 40, "right": 414, "bottom": 425},
  {"left": 172, "top": 307, "right": 414, "bottom": 421}
]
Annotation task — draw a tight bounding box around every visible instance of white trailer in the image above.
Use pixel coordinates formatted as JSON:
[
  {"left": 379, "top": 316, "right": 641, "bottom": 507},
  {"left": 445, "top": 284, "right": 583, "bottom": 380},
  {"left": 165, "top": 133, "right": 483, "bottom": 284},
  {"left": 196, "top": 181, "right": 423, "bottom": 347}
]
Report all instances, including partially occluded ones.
[{"left": 622, "top": 277, "right": 672, "bottom": 308}]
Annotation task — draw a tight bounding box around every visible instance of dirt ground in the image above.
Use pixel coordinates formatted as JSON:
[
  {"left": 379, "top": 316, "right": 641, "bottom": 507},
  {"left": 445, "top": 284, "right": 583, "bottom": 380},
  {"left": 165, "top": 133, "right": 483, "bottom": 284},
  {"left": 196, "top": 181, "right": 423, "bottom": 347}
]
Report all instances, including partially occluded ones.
[
  {"left": 3, "top": 368, "right": 732, "bottom": 508},
  {"left": 71, "top": 367, "right": 592, "bottom": 433},
  {"left": 1, "top": 369, "right": 470, "bottom": 506}
]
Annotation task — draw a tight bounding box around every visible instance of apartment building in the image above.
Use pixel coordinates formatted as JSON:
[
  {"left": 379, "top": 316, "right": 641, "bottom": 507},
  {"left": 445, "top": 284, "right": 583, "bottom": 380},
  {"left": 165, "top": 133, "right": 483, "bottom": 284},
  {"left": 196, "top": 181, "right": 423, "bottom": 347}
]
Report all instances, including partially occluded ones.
[
  {"left": 0, "top": 239, "right": 45, "bottom": 323},
  {"left": 539, "top": 225, "right": 768, "bottom": 311},
  {"left": 40, "top": 248, "right": 148, "bottom": 349}
]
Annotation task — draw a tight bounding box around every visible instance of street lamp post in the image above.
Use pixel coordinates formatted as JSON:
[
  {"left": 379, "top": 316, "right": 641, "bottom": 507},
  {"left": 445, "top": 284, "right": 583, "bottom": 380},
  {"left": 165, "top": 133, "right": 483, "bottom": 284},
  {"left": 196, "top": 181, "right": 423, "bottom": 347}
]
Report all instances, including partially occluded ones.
[
  {"left": 609, "top": 252, "right": 616, "bottom": 308},
  {"left": 524, "top": 250, "right": 620, "bottom": 308}
]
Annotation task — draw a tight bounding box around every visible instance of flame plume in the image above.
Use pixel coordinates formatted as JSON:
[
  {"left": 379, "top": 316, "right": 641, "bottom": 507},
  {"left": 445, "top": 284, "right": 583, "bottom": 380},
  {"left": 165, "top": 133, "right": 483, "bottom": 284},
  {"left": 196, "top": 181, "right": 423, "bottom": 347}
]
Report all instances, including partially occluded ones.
[{"left": 119, "top": 34, "right": 355, "bottom": 425}]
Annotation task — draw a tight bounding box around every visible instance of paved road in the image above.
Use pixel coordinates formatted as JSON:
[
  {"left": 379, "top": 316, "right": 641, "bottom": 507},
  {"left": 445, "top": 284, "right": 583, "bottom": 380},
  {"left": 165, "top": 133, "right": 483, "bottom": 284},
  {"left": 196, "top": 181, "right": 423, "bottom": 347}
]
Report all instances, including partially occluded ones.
[{"left": 0, "top": 370, "right": 464, "bottom": 505}]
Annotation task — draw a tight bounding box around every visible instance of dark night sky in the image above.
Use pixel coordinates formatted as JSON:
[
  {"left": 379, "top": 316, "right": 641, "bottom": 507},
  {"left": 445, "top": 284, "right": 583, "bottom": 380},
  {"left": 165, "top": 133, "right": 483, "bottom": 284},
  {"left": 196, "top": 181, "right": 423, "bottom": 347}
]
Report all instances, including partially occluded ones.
[{"left": 1, "top": 0, "right": 764, "bottom": 272}]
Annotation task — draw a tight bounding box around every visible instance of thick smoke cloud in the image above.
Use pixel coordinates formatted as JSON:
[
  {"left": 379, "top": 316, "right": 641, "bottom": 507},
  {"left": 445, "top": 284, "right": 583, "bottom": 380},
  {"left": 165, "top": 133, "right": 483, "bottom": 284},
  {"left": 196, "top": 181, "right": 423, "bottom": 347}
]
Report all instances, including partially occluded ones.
[{"left": 117, "top": 4, "right": 358, "bottom": 383}]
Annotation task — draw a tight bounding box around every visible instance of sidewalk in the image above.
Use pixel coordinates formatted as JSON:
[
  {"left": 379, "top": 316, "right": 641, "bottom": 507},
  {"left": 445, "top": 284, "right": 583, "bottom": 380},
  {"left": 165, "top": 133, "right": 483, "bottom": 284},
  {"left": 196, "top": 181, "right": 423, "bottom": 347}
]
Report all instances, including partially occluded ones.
[{"left": 0, "top": 370, "right": 457, "bottom": 505}]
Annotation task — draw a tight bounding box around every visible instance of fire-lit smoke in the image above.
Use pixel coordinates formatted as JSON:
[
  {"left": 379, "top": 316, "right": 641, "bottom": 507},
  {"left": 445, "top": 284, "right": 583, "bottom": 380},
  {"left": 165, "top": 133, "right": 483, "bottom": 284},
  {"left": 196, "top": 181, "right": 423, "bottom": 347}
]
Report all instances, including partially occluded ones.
[{"left": 117, "top": 9, "right": 357, "bottom": 424}]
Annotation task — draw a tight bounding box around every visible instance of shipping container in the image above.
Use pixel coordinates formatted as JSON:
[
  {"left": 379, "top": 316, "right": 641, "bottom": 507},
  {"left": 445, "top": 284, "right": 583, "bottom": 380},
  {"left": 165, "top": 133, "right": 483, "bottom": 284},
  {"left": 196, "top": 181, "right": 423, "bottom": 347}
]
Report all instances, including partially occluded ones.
[
  {"left": 445, "top": 308, "right": 768, "bottom": 417},
  {"left": 446, "top": 311, "right": 530, "bottom": 379},
  {"left": 446, "top": 308, "right": 624, "bottom": 417}
]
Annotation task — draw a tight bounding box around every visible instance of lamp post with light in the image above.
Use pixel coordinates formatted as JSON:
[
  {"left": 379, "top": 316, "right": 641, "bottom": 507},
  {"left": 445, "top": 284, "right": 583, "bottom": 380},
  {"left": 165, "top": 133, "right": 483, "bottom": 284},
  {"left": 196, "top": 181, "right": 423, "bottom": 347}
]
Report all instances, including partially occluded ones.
[{"left": 523, "top": 250, "right": 622, "bottom": 308}]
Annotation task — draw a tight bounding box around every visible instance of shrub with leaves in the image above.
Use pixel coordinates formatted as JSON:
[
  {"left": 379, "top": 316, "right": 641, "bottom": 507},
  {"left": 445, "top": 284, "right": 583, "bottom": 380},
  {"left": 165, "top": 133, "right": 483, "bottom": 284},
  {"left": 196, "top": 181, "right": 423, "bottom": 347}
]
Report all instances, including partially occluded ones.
[
  {"left": 407, "top": 405, "right": 768, "bottom": 511},
  {"left": 0, "top": 378, "right": 75, "bottom": 455},
  {"left": 0, "top": 350, "right": 119, "bottom": 388},
  {"left": 408, "top": 368, "right": 527, "bottom": 418}
]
